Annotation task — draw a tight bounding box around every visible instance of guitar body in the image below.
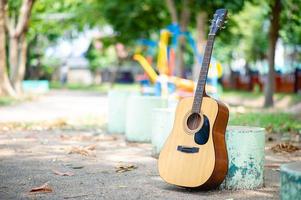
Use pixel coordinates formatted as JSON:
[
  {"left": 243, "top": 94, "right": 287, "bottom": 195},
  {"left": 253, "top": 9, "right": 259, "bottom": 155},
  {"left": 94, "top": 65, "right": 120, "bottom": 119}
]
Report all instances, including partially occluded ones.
[{"left": 158, "top": 96, "right": 229, "bottom": 189}]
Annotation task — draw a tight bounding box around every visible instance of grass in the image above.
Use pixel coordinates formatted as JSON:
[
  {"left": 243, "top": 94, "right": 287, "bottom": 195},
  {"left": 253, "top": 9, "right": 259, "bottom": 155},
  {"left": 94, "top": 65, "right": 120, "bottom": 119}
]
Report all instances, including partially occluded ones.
[
  {"left": 0, "top": 96, "right": 20, "bottom": 107},
  {"left": 229, "top": 112, "right": 301, "bottom": 133},
  {"left": 50, "top": 82, "right": 140, "bottom": 93}
]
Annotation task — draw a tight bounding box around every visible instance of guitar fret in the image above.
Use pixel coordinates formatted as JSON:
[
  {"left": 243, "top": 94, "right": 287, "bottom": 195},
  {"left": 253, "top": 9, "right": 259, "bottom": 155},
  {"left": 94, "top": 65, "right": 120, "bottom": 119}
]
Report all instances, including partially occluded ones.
[{"left": 192, "top": 34, "right": 216, "bottom": 113}]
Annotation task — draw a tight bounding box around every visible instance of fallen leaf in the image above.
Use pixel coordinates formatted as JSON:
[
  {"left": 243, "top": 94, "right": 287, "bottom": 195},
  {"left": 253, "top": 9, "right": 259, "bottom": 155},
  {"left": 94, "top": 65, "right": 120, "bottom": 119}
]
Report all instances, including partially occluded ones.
[
  {"left": 60, "top": 134, "right": 93, "bottom": 141},
  {"left": 60, "top": 134, "right": 71, "bottom": 140},
  {"left": 115, "top": 164, "right": 137, "bottom": 173},
  {"left": 72, "top": 166, "right": 84, "bottom": 169},
  {"left": 271, "top": 143, "right": 300, "bottom": 153},
  {"left": 265, "top": 125, "right": 273, "bottom": 133},
  {"left": 265, "top": 163, "right": 280, "bottom": 168},
  {"left": 52, "top": 169, "right": 74, "bottom": 176},
  {"left": 94, "top": 134, "right": 117, "bottom": 142},
  {"left": 29, "top": 182, "right": 53, "bottom": 193},
  {"left": 68, "top": 147, "right": 89, "bottom": 156},
  {"left": 85, "top": 144, "right": 96, "bottom": 151},
  {"left": 68, "top": 144, "right": 97, "bottom": 156}
]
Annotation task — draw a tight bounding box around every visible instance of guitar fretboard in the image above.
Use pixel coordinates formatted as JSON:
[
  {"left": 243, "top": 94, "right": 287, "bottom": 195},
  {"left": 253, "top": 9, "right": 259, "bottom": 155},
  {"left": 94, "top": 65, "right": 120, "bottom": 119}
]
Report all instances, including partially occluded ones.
[{"left": 192, "top": 34, "right": 216, "bottom": 113}]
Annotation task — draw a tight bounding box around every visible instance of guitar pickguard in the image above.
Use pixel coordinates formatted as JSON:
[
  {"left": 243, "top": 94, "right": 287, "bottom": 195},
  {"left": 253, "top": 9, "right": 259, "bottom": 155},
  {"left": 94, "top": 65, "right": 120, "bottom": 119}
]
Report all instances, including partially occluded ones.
[{"left": 194, "top": 115, "right": 210, "bottom": 145}]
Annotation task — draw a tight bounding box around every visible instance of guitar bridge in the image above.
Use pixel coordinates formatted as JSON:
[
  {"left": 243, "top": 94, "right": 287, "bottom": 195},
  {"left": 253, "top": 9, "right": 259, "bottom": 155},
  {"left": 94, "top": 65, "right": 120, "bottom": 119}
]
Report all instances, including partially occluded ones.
[{"left": 177, "top": 146, "right": 199, "bottom": 153}]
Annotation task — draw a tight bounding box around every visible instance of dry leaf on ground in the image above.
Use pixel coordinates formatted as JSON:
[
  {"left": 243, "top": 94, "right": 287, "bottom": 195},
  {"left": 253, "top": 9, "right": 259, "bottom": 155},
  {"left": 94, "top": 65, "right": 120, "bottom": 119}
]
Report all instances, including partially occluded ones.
[
  {"left": 60, "top": 134, "right": 71, "bottom": 140},
  {"left": 265, "top": 163, "right": 280, "bottom": 168},
  {"left": 60, "top": 134, "right": 93, "bottom": 141},
  {"left": 68, "top": 144, "right": 97, "bottom": 156},
  {"left": 29, "top": 182, "right": 53, "bottom": 193},
  {"left": 52, "top": 169, "right": 74, "bottom": 176},
  {"left": 271, "top": 143, "right": 300, "bottom": 153},
  {"left": 115, "top": 164, "right": 137, "bottom": 173},
  {"left": 85, "top": 144, "right": 96, "bottom": 151},
  {"left": 94, "top": 134, "right": 117, "bottom": 142}
]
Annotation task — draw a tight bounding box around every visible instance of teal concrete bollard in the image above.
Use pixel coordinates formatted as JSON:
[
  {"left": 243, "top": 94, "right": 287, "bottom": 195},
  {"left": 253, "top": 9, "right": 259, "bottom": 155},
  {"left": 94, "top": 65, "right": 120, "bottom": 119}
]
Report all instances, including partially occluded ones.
[
  {"left": 151, "top": 108, "right": 176, "bottom": 157},
  {"left": 125, "top": 96, "right": 168, "bottom": 142},
  {"left": 22, "top": 80, "right": 49, "bottom": 94},
  {"left": 280, "top": 162, "right": 301, "bottom": 200},
  {"left": 108, "top": 90, "right": 136, "bottom": 134},
  {"left": 221, "top": 126, "right": 265, "bottom": 190}
]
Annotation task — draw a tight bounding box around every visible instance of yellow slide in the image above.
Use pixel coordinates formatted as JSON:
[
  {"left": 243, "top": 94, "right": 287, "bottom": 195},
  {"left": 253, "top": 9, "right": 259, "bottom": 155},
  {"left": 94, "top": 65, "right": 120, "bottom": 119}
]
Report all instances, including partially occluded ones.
[
  {"left": 133, "top": 54, "right": 158, "bottom": 84},
  {"left": 134, "top": 54, "right": 196, "bottom": 92}
]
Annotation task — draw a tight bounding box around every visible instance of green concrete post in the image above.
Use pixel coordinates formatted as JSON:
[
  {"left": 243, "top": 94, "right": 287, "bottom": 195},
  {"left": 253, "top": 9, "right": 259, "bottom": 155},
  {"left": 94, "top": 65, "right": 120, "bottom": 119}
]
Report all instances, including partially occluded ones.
[
  {"left": 221, "top": 126, "right": 265, "bottom": 190},
  {"left": 125, "top": 96, "right": 168, "bottom": 142},
  {"left": 151, "top": 108, "right": 176, "bottom": 157},
  {"left": 281, "top": 162, "right": 301, "bottom": 200},
  {"left": 108, "top": 90, "right": 136, "bottom": 134}
]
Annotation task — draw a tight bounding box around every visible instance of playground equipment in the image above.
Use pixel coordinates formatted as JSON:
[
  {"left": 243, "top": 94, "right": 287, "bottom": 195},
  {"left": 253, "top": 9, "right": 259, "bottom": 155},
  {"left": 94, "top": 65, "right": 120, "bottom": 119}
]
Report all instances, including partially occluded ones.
[
  {"left": 133, "top": 54, "right": 195, "bottom": 92},
  {"left": 134, "top": 23, "right": 224, "bottom": 97},
  {"left": 133, "top": 54, "right": 158, "bottom": 84},
  {"left": 157, "top": 30, "right": 170, "bottom": 75}
]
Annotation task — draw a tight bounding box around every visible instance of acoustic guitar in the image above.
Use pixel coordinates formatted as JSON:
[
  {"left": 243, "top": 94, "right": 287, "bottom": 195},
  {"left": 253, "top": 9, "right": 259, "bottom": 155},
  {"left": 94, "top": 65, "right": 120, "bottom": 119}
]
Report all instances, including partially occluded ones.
[{"left": 158, "top": 9, "right": 229, "bottom": 189}]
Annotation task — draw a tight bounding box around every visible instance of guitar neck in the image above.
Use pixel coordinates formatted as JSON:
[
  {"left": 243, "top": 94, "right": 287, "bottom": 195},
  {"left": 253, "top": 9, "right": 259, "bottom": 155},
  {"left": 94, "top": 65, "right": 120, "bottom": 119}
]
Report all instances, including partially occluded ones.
[{"left": 192, "top": 34, "right": 216, "bottom": 113}]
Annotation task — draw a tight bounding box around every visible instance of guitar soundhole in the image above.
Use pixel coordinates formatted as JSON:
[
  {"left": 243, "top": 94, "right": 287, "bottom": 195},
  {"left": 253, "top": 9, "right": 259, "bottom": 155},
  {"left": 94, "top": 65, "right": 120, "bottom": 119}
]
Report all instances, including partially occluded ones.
[{"left": 186, "top": 113, "right": 203, "bottom": 131}]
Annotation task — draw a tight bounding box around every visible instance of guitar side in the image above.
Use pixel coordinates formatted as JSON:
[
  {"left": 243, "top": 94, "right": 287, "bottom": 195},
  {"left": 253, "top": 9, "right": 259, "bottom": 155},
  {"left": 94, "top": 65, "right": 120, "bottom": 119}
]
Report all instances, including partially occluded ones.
[{"left": 158, "top": 96, "right": 229, "bottom": 189}]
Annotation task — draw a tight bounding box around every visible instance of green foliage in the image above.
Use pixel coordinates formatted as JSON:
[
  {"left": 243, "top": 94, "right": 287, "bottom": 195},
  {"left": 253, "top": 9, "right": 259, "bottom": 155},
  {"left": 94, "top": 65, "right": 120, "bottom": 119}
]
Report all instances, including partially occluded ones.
[
  {"left": 232, "top": 2, "right": 269, "bottom": 62},
  {"left": 280, "top": 0, "right": 301, "bottom": 45},
  {"left": 21, "top": 0, "right": 301, "bottom": 80},
  {"left": 100, "top": 0, "right": 169, "bottom": 43},
  {"left": 7, "top": 0, "right": 22, "bottom": 18},
  {"left": 30, "top": 0, "right": 101, "bottom": 42},
  {"left": 85, "top": 41, "right": 117, "bottom": 72},
  {"left": 214, "top": 1, "right": 269, "bottom": 64},
  {"left": 195, "top": 0, "right": 245, "bottom": 14},
  {"left": 26, "top": 0, "right": 106, "bottom": 79},
  {"left": 214, "top": 0, "right": 301, "bottom": 66}
]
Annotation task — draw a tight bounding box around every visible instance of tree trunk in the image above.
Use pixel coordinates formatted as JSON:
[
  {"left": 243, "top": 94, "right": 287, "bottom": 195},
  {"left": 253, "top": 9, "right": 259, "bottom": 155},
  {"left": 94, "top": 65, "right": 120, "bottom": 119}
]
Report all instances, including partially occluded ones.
[
  {"left": 165, "top": 0, "right": 178, "bottom": 24},
  {"left": 175, "top": 0, "right": 191, "bottom": 78},
  {"left": 5, "top": 0, "right": 34, "bottom": 94},
  {"left": 9, "top": 36, "right": 19, "bottom": 84},
  {"left": 193, "top": 11, "right": 207, "bottom": 80},
  {"left": 14, "top": 33, "right": 27, "bottom": 94},
  {"left": 0, "top": 0, "right": 16, "bottom": 97},
  {"left": 176, "top": 36, "right": 186, "bottom": 77},
  {"left": 264, "top": 0, "right": 281, "bottom": 107}
]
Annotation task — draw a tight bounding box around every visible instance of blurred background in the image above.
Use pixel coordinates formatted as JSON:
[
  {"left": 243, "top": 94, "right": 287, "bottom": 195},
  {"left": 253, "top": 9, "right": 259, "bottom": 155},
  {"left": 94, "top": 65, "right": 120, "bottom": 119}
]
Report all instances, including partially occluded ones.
[{"left": 0, "top": 0, "right": 300, "bottom": 133}]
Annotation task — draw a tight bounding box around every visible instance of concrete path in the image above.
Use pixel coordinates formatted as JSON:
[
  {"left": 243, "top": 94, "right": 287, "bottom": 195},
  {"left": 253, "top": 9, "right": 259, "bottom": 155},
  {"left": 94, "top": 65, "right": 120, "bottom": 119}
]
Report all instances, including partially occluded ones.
[
  {"left": 0, "top": 90, "right": 108, "bottom": 122},
  {"left": 0, "top": 127, "right": 291, "bottom": 200},
  {"left": 0, "top": 90, "right": 300, "bottom": 199}
]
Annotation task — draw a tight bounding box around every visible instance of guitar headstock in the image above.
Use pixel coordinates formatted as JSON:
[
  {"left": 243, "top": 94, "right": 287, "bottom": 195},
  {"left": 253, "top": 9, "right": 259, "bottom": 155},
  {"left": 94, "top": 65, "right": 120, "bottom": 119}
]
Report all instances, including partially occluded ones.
[{"left": 209, "top": 9, "right": 228, "bottom": 35}]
